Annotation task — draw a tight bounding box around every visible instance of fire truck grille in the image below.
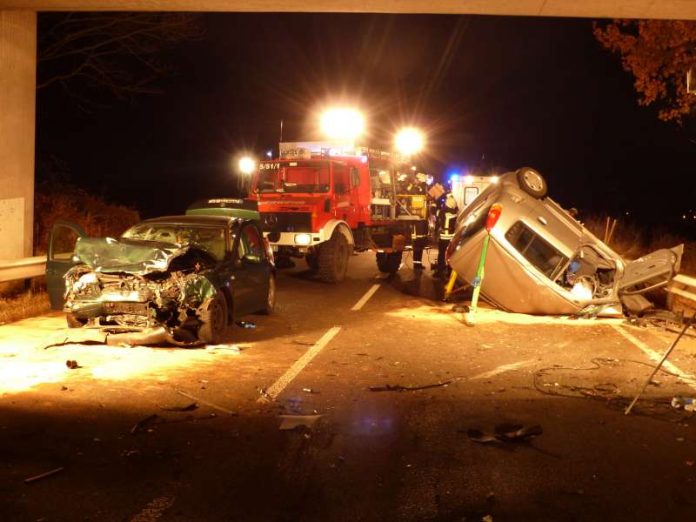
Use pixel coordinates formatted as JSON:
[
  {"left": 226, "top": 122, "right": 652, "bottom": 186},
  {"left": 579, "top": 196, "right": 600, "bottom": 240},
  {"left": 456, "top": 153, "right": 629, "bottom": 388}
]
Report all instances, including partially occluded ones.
[{"left": 261, "top": 212, "right": 312, "bottom": 233}]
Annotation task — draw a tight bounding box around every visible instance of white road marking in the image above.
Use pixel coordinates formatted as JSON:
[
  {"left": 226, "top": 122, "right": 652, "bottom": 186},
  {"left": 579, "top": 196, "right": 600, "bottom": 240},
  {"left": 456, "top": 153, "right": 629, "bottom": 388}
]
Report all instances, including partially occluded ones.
[
  {"left": 351, "top": 284, "right": 381, "bottom": 311},
  {"left": 261, "top": 326, "right": 342, "bottom": 401},
  {"left": 470, "top": 359, "right": 535, "bottom": 380},
  {"left": 612, "top": 325, "right": 696, "bottom": 392}
]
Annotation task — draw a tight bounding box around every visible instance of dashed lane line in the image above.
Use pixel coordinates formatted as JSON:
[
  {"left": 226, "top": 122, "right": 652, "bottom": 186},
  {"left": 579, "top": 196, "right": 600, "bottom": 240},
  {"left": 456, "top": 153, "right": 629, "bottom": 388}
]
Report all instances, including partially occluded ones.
[
  {"left": 612, "top": 324, "right": 696, "bottom": 392},
  {"left": 261, "top": 326, "right": 342, "bottom": 401},
  {"left": 351, "top": 284, "right": 381, "bottom": 311},
  {"left": 470, "top": 359, "right": 535, "bottom": 380}
]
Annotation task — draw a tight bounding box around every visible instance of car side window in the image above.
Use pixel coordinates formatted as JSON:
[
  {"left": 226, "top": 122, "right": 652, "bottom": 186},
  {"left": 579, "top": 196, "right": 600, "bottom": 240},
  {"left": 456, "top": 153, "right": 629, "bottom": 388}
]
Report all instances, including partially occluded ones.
[
  {"left": 505, "top": 221, "right": 568, "bottom": 280},
  {"left": 239, "top": 225, "right": 265, "bottom": 262}
]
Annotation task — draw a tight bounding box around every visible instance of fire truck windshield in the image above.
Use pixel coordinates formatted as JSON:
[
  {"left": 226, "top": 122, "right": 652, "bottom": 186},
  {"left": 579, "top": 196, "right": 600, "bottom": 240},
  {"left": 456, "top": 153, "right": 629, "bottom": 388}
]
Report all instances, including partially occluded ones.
[{"left": 255, "top": 161, "right": 331, "bottom": 194}]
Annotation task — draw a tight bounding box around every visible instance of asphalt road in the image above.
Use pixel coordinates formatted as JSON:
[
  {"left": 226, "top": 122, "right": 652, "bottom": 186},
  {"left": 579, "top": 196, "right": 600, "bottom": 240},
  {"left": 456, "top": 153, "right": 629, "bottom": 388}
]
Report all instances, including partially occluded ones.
[{"left": 2, "top": 251, "right": 696, "bottom": 521}]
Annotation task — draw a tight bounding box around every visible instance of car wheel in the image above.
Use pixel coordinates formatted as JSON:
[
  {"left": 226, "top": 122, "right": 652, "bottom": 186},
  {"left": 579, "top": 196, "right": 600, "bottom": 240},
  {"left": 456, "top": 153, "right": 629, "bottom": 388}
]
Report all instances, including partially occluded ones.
[
  {"left": 317, "top": 231, "right": 350, "bottom": 283},
  {"left": 259, "top": 275, "right": 276, "bottom": 315},
  {"left": 376, "top": 251, "right": 403, "bottom": 274},
  {"left": 516, "top": 167, "right": 548, "bottom": 198},
  {"left": 198, "top": 291, "right": 228, "bottom": 344},
  {"left": 66, "top": 312, "right": 87, "bottom": 328}
]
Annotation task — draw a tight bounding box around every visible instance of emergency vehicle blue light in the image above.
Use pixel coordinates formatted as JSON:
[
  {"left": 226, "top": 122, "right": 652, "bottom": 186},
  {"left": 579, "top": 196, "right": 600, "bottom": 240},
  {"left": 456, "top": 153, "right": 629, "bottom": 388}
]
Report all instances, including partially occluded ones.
[{"left": 448, "top": 172, "right": 460, "bottom": 183}]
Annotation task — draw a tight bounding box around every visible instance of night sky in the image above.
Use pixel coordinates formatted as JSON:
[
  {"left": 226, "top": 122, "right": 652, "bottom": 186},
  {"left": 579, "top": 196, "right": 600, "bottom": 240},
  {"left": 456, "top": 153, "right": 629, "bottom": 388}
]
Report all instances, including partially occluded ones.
[{"left": 36, "top": 13, "right": 696, "bottom": 229}]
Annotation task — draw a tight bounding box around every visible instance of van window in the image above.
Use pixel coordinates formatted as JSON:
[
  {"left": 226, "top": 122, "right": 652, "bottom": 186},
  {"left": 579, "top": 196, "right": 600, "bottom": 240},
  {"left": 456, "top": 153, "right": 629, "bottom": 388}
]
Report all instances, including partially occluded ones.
[{"left": 505, "top": 221, "right": 567, "bottom": 279}]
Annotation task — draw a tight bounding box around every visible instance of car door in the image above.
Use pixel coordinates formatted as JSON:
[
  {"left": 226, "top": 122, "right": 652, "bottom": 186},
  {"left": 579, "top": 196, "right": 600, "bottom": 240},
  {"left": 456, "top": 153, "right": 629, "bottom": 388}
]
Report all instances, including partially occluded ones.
[
  {"left": 231, "top": 223, "right": 271, "bottom": 318},
  {"left": 46, "top": 221, "right": 86, "bottom": 310},
  {"left": 618, "top": 244, "right": 684, "bottom": 296}
]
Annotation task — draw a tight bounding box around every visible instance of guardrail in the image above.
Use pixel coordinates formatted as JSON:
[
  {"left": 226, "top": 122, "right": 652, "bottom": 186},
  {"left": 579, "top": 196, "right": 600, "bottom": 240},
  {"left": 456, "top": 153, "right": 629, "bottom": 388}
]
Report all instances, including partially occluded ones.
[
  {"left": 666, "top": 274, "right": 696, "bottom": 311},
  {"left": 0, "top": 256, "right": 47, "bottom": 283}
]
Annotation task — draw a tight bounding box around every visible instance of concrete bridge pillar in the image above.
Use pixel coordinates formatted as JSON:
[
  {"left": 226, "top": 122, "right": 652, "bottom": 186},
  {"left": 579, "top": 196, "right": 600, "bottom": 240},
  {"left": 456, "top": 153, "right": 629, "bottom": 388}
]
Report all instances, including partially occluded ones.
[{"left": 0, "top": 10, "right": 35, "bottom": 258}]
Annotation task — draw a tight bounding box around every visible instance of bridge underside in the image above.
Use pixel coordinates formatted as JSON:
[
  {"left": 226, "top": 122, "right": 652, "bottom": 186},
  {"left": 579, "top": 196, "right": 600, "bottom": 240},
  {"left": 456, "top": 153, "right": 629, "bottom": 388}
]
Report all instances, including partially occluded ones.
[{"left": 0, "top": 0, "right": 692, "bottom": 259}]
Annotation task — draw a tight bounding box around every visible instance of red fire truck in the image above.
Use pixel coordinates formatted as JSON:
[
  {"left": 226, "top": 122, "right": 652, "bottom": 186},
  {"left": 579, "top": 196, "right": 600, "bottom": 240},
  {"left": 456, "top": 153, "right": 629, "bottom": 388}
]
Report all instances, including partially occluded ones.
[{"left": 247, "top": 141, "right": 429, "bottom": 283}]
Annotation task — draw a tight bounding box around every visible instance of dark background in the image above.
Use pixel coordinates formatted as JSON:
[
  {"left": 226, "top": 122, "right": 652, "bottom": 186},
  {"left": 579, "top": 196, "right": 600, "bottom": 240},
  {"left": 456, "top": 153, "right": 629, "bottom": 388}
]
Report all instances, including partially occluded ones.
[{"left": 35, "top": 13, "right": 696, "bottom": 230}]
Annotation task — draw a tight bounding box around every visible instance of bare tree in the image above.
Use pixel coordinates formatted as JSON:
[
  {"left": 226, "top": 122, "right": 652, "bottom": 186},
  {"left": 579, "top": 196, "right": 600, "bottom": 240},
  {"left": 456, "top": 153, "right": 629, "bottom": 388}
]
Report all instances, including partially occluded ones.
[
  {"left": 594, "top": 20, "right": 696, "bottom": 123},
  {"left": 38, "top": 12, "right": 203, "bottom": 104}
]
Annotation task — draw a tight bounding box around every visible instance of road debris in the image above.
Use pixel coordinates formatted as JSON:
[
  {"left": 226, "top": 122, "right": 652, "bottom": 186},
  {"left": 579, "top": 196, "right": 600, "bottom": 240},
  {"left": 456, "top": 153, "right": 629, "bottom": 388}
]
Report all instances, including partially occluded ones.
[
  {"left": 291, "top": 340, "right": 314, "bottom": 346},
  {"left": 466, "top": 423, "right": 543, "bottom": 444},
  {"left": 44, "top": 338, "right": 105, "bottom": 350},
  {"left": 131, "top": 414, "right": 159, "bottom": 435},
  {"left": 175, "top": 390, "right": 237, "bottom": 415},
  {"left": 206, "top": 344, "right": 241, "bottom": 354},
  {"left": 368, "top": 380, "right": 453, "bottom": 392},
  {"left": 24, "top": 466, "right": 65, "bottom": 484},
  {"left": 160, "top": 402, "right": 199, "bottom": 412},
  {"left": 302, "top": 388, "right": 319, "bottom": 394},
  {"left": 278, "top": 414, "right": 322, "bottom": 430},
  {"left": 65, "top": 360, "right": 81, "bottom": 369},
  {"left": 671, "top": 397, "right": 696, "bottom": 412},
  {"left": 237, "top": 321, "right": 256, "bottom": 329}
]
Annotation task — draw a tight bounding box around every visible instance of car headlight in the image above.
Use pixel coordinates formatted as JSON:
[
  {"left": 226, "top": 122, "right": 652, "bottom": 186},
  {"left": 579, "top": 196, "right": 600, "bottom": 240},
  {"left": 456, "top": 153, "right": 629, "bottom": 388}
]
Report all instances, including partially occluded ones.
[{"left": 294, "top": 233, "right": 312, "bottom": 246}]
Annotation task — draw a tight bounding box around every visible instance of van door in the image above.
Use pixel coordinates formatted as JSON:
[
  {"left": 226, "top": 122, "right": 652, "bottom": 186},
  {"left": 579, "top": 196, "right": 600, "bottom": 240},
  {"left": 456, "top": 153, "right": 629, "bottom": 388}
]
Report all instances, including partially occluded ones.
[
  {"left": 618, "top": 244, "right": 683, "bottom": 295},
  {"left": 46, "top": 221, "right": 86, "bottom": 310}
]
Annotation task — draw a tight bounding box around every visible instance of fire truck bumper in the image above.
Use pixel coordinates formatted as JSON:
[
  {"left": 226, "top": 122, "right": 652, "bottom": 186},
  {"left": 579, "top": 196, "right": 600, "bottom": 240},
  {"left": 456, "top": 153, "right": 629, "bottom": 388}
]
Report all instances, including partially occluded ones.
[{"left": 264, "top": 232, "right": 324, "bottom": 252}]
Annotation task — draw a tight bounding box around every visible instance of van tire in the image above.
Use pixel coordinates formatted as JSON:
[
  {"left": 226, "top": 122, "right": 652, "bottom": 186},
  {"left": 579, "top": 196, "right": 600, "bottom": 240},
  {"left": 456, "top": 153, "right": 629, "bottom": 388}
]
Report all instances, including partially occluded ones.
[
  {"left": 376, "top": 251, "right": 403, "bottom": 274},
  {"left": 318, "top": 231, "right": 350, "bottom": 283},
  {"left": 516, "top": 167, "right": 548, "bottom": 198}
]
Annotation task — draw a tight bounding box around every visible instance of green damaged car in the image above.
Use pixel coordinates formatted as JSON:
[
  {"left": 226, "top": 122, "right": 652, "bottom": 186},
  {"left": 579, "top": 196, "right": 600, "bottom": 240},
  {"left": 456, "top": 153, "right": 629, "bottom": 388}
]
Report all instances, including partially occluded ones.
[{"left": 46, "top": 200, "right": 275, "bottom": 346}]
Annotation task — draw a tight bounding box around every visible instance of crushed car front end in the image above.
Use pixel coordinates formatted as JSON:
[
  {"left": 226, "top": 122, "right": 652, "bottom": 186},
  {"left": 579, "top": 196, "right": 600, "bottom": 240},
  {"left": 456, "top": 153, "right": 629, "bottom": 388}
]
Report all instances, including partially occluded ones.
[{"left": 64, "top": 237, "right": 221, "bottom": 345}]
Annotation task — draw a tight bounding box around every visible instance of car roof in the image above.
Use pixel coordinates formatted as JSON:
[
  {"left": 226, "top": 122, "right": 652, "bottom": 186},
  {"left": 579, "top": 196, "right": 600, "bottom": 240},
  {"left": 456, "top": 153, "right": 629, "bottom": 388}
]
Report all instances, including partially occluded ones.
[{"left": 135, "top": 215, "right": 246, "bottom": 227}]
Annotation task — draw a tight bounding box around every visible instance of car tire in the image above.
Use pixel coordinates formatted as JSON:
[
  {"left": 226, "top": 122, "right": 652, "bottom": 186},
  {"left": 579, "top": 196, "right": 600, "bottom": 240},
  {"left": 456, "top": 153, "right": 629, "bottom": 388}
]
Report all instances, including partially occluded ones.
[
  {"left": 66, "top": 312, "right": 86, "bottom": 328},
  {"left": 318, "top": 230, "right": 350, "bottom": 283},
  {"left": 376, "top": 251, "right": 403, "bottom": 274},
  {"left": 305, "top": 253, "right": 319, "bottom": 271},
  {"left": 259, "top": 275, "right": 276, "bottom": 315},
  {"left": 515, "top": 167, "right": 548, "bottom": 198},
  {"left": 198, "top": 291, "right": 228, "bottom": 344}
]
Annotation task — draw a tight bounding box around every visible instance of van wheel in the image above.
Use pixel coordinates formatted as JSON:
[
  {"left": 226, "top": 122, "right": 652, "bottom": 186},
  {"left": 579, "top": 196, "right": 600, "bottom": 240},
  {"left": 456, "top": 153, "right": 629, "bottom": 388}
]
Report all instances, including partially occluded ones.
[
  {"left": 318, "top": 231, "right": 350, "bottom": 283},
  {"left": 376, "top": 251, "right": 403, "bottom": 274},
  {"left": 66, "top": 312, "right": 86, "bottom": 328},
  {"left": 516, "top": 167, "right": 548, "bottom": 198},
  {"left": 198, "top": 291, "right": 228, "bottom": 344}
]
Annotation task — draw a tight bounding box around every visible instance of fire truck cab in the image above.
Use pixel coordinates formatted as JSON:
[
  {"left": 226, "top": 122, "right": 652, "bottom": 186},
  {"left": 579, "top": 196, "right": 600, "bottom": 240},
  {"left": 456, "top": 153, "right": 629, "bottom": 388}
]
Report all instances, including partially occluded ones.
[{"left": 248, "top": 141, "right": 429, "bottom": 283}]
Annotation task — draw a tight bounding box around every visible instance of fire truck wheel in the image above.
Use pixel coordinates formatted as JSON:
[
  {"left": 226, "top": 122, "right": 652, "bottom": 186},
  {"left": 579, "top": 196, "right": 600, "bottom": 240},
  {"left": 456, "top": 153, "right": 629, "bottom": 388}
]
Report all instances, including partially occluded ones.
[
  {"left": 376, "top": 251, "right": 403, "bottom": 274},
  {"left": 198, "top": 291, "right": 228, "bottom": 344},
  {"left": 318, "top": 231, "right": 350, "bottom": 283},
  {"left": 305, "top": 253, "right": 319, "bottom": 271}
]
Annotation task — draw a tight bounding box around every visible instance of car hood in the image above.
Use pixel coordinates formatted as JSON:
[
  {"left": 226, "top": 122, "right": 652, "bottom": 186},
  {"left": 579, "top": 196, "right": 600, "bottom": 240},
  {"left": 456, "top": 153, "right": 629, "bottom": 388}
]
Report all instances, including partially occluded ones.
[{"left": 74, "top": 237, "right": 189, "bottom": 275}]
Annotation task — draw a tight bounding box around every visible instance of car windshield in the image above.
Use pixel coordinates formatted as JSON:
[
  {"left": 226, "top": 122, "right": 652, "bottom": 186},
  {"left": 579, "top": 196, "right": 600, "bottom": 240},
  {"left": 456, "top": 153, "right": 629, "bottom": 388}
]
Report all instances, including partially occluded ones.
[
  {"left": 122, "top": 223, "right": 226, "bottom": 261},
  {"left": 255, "top": 161, "right": 330, "bottom": 193}
]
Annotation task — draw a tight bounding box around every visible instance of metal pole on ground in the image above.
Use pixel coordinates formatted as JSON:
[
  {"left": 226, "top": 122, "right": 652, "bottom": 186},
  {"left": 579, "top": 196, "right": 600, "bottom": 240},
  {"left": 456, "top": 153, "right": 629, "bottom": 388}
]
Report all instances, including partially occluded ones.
[{"left": 624, "top": 312, "right": 696, "bottom": 415}]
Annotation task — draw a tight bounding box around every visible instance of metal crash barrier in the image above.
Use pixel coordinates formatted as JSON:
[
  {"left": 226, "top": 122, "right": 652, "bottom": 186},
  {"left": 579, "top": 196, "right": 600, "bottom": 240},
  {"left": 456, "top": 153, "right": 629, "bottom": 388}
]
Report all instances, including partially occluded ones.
[
  {"left": 666, "top": 274, "right": 696, "bottom": 311},
  {"left": 0, "top": 256, "right": 47, "bottom": 283}
]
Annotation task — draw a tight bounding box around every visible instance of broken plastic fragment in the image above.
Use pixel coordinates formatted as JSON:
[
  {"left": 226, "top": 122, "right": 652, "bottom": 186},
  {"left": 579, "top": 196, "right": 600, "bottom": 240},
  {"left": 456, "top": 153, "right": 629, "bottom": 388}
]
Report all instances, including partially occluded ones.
[{"left": 278, "top": 414, "right": 322, "bottom": 430}]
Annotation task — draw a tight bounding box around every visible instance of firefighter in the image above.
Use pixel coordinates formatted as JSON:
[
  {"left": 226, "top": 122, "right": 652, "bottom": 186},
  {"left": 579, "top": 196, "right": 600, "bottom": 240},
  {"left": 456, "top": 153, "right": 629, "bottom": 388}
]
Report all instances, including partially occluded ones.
[
  {"left": 410, "top": 173, "right": 429, "bottom": 270},
  {"left": 435, "top": 190, "right": 459, "bottom": 277}
]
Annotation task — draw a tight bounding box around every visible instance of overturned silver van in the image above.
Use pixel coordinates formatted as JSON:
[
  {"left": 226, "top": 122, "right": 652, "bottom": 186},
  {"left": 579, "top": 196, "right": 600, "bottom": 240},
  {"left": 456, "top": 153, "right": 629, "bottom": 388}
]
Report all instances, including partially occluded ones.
[{"left": 446, "top": 168, "right": 683, "bottom": 316}]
